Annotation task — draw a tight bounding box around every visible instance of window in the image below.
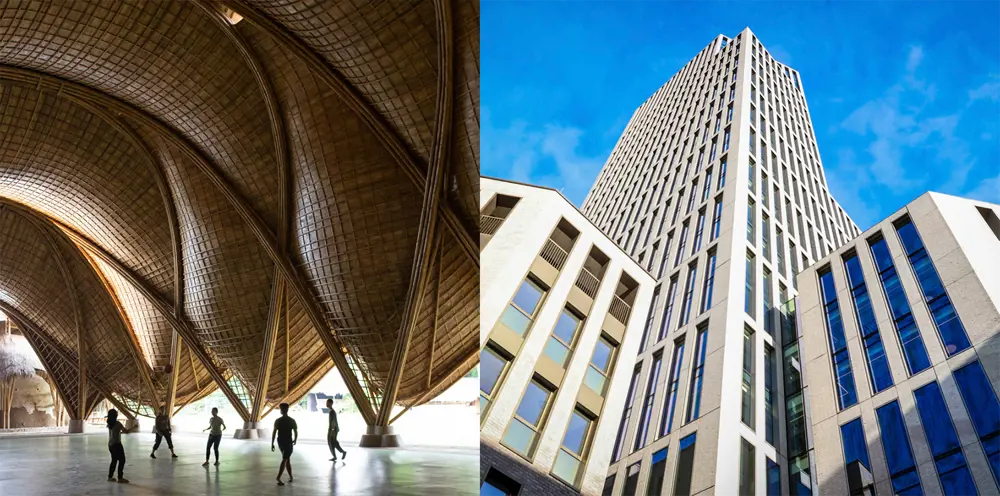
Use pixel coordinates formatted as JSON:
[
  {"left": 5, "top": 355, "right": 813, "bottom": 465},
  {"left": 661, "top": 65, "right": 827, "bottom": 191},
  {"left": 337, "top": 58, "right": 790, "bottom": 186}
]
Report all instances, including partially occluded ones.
[
  {"left": 481, "top": 346, "right": 510, "bottom": 416},
  {"left": 876, "top": 400, "right": 922, "bottom": 495},
  {"left": 502, "top": 379, "right": 554, "bottom": 458},
  {"left": 742, "top": 326, "right": 755, "bottom": 427},
  {"left": 633, "top": 353, "right": 662, "bottom": 451},
  {"left": 710, "top": 197, "right": 723, "bottom": 240},
  {"left": 718, "top": 158, "right": 727, "bottom": 190},
  {"left": 709, "top": 139, "right": 718, "bottom": 162},
  {"left": 659, "top": 276, "right": 679, "bottom": 341},
  {"left": 953, "top": 360, "right": 1000, "bottom": 487},
  {"left": 748, "top": 157, "right": 756, "bottom": 192},
  {"left": 750, "top": 105, "right": 757, "bottom": 123},
  {"left": 766, "top": 458, "right": 781, "bottom": 496},
  {"left": 763, "top": 268, "right": 773, "bottom": 335},
  {"left": 674, "top": 433, "right": 698, "bottom": 496},
  {"left": 843, "top": 253, "right": 893, "bottom": 393},
  {"left": 869, "top": 235, "right": 931, "bottom": 375},
  {"left": 820, "top": 268, "right": 858, "bottom": 410},
  {"left": 761, "top": 172, "right": 769, "bottom": 206},
  {"left": 750, "top": 130, "right": 757, "bottom": 156},
  {"left": 761, "top": 214, "right": 771, "bottom": 260},
  {"left": 745, "top": 252, "right": 756, "bottom": 317},
  {"left": 700, "top": 250, "right": 718, "bottom": 314},
  {"left": 623, "top": 461, "right": 641, "bottom": 496},
  {"left": 660, "top": 338, "right": 687, "bottom": 436},
  {"left": 482, "top": 468, "right": 521, "bottom": 496},
  {"left": 552, "top": 409, "right": 596, "bottom": 488},
  {"left": 687, "top": 182, "right": 699, "bottom": 214},
  {"left": 679, "top": 261, "right": 700, "bottom": 328},
  {"left": 747, "top": 198, "right": 756, "bottom": 244},
  {"left": 647, "top": 448, "right": 669, "bottom": 496},
  {"left": 612, "top": 367, "right": 642, "bottom": 462},
  {"left": 584, "top": 336, "right": 617, "bottom": 396},
  {"left": 686, "top": 324, "right": 709, "bottom": 423},
  {"left": 723, "top": 127, "right": 731, "bottom": 151},
  {"left": 544, "top": 308, "right": 584, "bottom": 367},
  {"left": 702, "top": 169, "right": 713, "bottom": 202},
  {"left": 775, "top": 228, "right": 786, "bottom": 277},
  {"left": 840, "top": 417, "right": 871, "bottom": 471},
  {"left": 602, "top": 476, "right": 616, "bottom": 496},
  {"left": 500, "top": 277, "right": 547, "bottom": 336},
  {"left": 675, "top": 222, "right": 690, "bottom": 267},
  {"left": 913, "top": 382, "right": 977, "bottom": 495},
  {"left": 715, "top": 114, "right": 722, "bottom": 134},
  {"left": 740, "top": 438, "right": 756, "bottom": 496},
  {"left": 764, "top": 344, "right": 776, "bottom": 445},
  {"left": 894, "top": 217, "right": 971, "bottom": 356},
  {"left": 727, "top": 103, "right": 734, "bottom": 122}
]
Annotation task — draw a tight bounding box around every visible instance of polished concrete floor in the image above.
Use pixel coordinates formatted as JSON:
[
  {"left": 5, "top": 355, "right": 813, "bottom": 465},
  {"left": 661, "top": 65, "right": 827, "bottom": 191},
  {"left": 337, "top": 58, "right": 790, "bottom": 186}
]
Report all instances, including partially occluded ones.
[{"left": 0, "top": 431, "right": 478, "bottom": 495}]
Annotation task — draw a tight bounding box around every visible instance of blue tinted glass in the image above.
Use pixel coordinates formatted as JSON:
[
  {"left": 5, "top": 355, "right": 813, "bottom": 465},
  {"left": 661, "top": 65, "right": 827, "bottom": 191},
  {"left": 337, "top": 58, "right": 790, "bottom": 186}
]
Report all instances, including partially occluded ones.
[
  {"left": 516, "top": 382, "right": 550, "bottom": 425},
  {"left": 680, "top": 432, "right": 697, "bottom": 450},
  {"left": 844, "top": 254, "right": 894, "bottom": 393},
  {"left": 512, "top": 279, "right": 544, "bottom": 314},
  {"left": 481, "top": 481, "right": 506, "bottom": 496},
  {"left": 912, "top": 255, "right": 944, "bottom": 299},
  {"left": 844, "top": 255, "right": 865, "bottom": 289},
  {"left": 841, "top": 418, "right": 871, "bottom": 470},
  {"left": 869, "top": 238, "right": 931, "bottom": 376},
  {"left": 819, "top": 270, "right": 838, "bottom": 304},
  {"left": 652, "top": 447, "right": 668, "bottom": 464},
  {"left": 913, "top": 382, "right": 977, "bottom": 495},
  {"left": 767, "top": 459, "right": 781, "bottom": 496},
  {"left": 876, "top": 401, "right": 922, "bottom": 495},
  {"left": 895, "top": 220, "right": 923, "bottom": 255},
  {"left": 870, "top": 237, "right": 893, "bottom": 272},
  {"left": 953, "top": 361, "right": 1000, "bottom": 486}
]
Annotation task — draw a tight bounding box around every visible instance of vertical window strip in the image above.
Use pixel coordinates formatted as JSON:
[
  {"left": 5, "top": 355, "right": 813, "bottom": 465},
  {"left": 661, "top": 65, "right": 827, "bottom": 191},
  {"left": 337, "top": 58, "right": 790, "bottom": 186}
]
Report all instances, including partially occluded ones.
[
  {"left": 660, "top": 338, "right": 687, "bottom": 436},
  {"left": 893, "top": 218, "right": 971, "bottom": 356},
  {"left": 952, "top": 361, "right": 1000, "bottom": 487},
  {"left": 843, "top": 253, "right": 893, "bottom": 393},
  {"left": 633, "top": 354, "right": 663, "bottom": 451},
  {"left": 840, "top": 418, "right": 871, "bottom": 471},
  {"left": 700, "top": 251, "right": 717, "bottom": 314},
  {"left": 875, "top": 400, "right": 923, "bottom": 495},
  {"left": 912, "top": 382, "right": 978, "bottom": 495},
  {"left": 679, "top": 262, "right": 699, "bottom": 328},
  {"left": 685, "top": 325, "right": 709, "bottom": 423},
  {"left": 819, "top": 268, "right": 858, "bottom": 410},
  {"left": 612, "top": 366, "right": 642, "bottom": 462},
  {"left": 868, "top": 235, "right": 931, "bottom": 375},
  {"left": 742, "top": 326, "right": 755, "bottom": 428},
  {"left": 659, "top": 277, "right": 679, "bottom": 342}
]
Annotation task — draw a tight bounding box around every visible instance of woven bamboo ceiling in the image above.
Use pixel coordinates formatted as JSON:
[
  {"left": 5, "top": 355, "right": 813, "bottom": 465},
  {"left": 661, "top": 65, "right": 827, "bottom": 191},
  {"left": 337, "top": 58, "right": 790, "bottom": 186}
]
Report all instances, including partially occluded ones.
[{"left": 0, "top": 0, "right": 479, "bottom": 425}]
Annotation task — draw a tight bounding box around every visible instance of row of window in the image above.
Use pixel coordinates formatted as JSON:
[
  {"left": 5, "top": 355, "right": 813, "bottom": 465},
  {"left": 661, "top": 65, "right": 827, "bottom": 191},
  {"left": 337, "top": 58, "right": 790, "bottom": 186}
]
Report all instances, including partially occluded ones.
[
  {"left": 839, "top": 359, "right": 1000, "bottom": 495},
  {"left": 820, "top": 216, "right": 969, "bottom": 410}
]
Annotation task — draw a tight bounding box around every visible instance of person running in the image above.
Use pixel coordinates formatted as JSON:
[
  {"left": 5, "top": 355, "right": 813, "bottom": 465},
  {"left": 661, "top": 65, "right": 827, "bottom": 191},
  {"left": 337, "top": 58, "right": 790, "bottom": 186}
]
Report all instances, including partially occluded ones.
[
  {"left": 150, "top": 406, "right": 177, "bottom": 459},
  {"left": 106, "top": 409, "right": 129, "bottom": 484},
  {"left": 201, "top": 407, "right": 226, "bottom": 467},
  {"left": 326, "top": 398, "right": 346, "bottom": 462},
  {"left": 271, "top": 403, "right": 298, "bottom": 486}
]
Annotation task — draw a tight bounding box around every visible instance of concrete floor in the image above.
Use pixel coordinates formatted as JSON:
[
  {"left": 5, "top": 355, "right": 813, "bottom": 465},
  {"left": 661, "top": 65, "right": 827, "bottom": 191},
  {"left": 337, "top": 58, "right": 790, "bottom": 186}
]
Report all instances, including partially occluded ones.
[{"left": 0, "top": 431, "right": 478, "bottom": 495}]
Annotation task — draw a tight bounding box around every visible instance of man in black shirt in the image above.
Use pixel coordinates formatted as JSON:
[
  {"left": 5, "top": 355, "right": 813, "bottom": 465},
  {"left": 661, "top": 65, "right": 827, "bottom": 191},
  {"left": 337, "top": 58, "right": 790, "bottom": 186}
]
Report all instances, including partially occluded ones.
[
  {"left": 326, "top": 398, "right": 347, "bottom": 462},
  {"left": 271, "top": 402, "right": 298, "bottom": 486},
  {"left": 150, "top": 406, "right": 177, "bottom": 459}
]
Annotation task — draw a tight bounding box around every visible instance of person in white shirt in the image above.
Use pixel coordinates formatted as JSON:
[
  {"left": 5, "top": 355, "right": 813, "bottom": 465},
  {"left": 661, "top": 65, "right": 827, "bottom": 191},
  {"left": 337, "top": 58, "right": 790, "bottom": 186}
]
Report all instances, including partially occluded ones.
[{"left": 201, "top": 407, "right": 226, "bottom": 467}]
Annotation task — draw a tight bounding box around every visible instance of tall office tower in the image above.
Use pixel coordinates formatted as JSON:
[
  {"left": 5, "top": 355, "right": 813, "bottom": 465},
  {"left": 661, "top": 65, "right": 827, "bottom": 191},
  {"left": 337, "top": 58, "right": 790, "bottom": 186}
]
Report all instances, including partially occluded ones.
[
  {"left": 797, "top": 193, "right": 1000, "bottom": 496},
  {"left": 582, "top": 28, "right": 862, "bottom": 496}
]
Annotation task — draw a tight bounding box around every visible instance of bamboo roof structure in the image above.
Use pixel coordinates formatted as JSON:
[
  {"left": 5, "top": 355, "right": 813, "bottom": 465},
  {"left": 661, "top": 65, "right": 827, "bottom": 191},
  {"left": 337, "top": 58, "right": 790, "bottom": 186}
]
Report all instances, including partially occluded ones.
[{"left": 0, "top": 0, "right": 480, "bottom": 426}]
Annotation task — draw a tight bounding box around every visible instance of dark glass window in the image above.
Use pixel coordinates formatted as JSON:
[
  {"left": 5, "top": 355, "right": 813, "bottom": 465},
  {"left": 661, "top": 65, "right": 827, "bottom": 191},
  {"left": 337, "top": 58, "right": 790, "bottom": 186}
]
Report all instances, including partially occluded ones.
[
  {"left": 953, "top": 361, "right": 1000, "bottom": 487},
  {"left": 740, "top": 438, "right": 756, "bottom": 495},
  {"left": 482, "top": 468, "right": 521, "bottom": 496},
  {"left": 764, "top": 345, "right": 776, "bottom": 446},
  {"left": 686, "top": 325, "right": 709, "bottom": 423},
  {"left": 623, "top": 461, "right": 641, "bottom": 496},
  {"left": 869, "top": 235, "right": 930, "bottom": 374},
  {"left": 840, "top": 417, "right": 871, "bottom": 470},
  {"left": 718, "top": 159, "right": 728, "bottom": 190},
  {"left": 679, "top": 262, "right": 699, "bottom": 328},
  {"left": 913, "top": 382, "right": 977, "bottom": 495},
  {"left": 767, "top": 458, "right": 781, "bottom": 496},
  {"left": 659, "top": 277, "right": 679, "bottom": 342},
  {"left": 602, "top": 475, "right": 616, "bottom": 496},
  {"left": 876, "top": 400, "right": 923, "bottom": 495},
  {"left": 843, "top": 253, "right": 893, "bottom": 393},
  {"left": 819, "top": 268, "right": 857, "bottom": 409},
  {"left": 700, "top": 251, "right": 717, "bottom": 314},
  {"left": 674, "top": 433, "right": 698, "bottom": 496},
  {"left": 634, "top": 354, "right": 663, "bottom": 451},
  {"left": 894, "top": 218, "right": 971, "bottom": 356},
  {"left": 612, "top": 366, "right": 642, "bottom": 462},
  {"left": 711, "top": 197, "right": 724, "bottom": 240},
  {"left": 647, "top": 447, "right": 668, "bottom": 496},
  {"left": 660, "top": 339, "right": 686, "bottom": 436},
  {"left": 745, "top": 252, "right": 756, "bottom": 317},
  {"left": 742, "top": 327, "right": 755, "bottom": 427}
]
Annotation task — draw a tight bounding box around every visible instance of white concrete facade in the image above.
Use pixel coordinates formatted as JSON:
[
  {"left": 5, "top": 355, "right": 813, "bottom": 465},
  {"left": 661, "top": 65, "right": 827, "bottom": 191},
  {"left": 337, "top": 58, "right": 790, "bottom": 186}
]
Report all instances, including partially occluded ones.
[
  {"left": 581, "top": 28, "right": 861, "bottom": 496},
  {"left": 480, "top": 177, "right": 656, "bottom": 496},
  {"left": 798, "top": 192, "right": 1000, "bottom": 496}
]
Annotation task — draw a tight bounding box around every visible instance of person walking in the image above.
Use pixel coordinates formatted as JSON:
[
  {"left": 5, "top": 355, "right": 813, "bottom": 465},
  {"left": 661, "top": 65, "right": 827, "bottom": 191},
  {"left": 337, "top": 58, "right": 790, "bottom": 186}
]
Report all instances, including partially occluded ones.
[
  {"left": 150, "top": 406, "right": 177, "bottom": 459},
  {"left": 201, "top": 407, "right": 226, "bottom": 467},
  {"left": 326, "top": 398, "right": 347, "bottom": 462},
  {"left": 106, "top": 409, "right": 129, "bottom": 484},
  {"left": 271, "top": 403, "right": 298, "bottom": 486}
]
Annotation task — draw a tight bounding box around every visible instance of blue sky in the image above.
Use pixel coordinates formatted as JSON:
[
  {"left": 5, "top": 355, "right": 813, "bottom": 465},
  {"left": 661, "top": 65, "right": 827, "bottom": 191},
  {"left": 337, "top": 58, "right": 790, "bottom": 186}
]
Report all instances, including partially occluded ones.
[{"left": 482, "top": 1, "right": 1000, "bottom": 230}]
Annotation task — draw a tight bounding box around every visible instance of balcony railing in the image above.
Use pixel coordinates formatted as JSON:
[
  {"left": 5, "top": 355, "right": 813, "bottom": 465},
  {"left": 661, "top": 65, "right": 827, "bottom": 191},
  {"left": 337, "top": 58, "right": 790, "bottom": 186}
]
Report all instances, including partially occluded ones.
[
  {"left": 608, "top": 295, "right": 632, "bottom": 324},
  {"left": 540, "top": 239, "right": 569, "bottom": 270},
  {"left": 574, "top": 268, "right": 601, "bottom": 299},
  {"left": 481, "top": 215, "right": 504, "bottom": 235}
]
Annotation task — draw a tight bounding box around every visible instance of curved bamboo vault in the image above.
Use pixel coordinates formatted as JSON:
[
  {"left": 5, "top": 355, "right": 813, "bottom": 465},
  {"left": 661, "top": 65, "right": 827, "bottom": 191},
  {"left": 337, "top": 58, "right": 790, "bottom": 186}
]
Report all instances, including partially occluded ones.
[{"left": 0, "top": 0, "right": 480, "bottom": 439}]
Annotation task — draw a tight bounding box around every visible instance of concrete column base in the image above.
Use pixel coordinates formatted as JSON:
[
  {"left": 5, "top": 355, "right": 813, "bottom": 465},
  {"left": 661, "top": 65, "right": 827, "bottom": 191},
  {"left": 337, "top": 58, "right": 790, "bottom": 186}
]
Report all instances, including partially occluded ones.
[
  {"left": 234, "top": 421, "right": 271, "bottom": 440},
  {"left": 68, "top": 419, "right": 85, "bottom": 433},
  {"left": 359, "top": 425, "right": 401, "bottom": 448},
  {"left": 124, "top": 418, "right": 140, "bottom": 432}
]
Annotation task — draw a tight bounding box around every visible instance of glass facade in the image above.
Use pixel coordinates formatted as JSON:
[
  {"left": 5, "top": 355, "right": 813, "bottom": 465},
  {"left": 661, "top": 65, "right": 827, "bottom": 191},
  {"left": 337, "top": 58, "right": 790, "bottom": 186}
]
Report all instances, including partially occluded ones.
[
  {"left": 842, "top": 252, "right": 893, "bottom": 393},
  {"left": 840, "top": 417, "right": 871, "bottom": 470},
  {"left": 953, "top": 361, "right": 1000, "bottom": 487},
  {"left": 674, "top": 433, "right": 697, "bottom": 496},
  {"left": 647, "top": 448, "right": 669, "bottom": 496},
  {"left": 869, "top": 235, "right": 931, "bottom": 374},
  {"left": 912, "top": 381, "right": 977, "bottom": 495},
  {"left": 894, "top": 217, "right": 971, "bottom": 356},
  {"left": 660, "top": 338, "right": 686, "bottom": 436},
  {"left": 634, "top": 354, "right": 663, "bottom": 451},
  {"left": 875, "top": 400, "right": 922, "bottom": 495},
  {"left": 819, "top": 268, "right": 857, "bottom": 410},
  {"left": 686, "top": 324, "right": 709, "bottom": 423}
]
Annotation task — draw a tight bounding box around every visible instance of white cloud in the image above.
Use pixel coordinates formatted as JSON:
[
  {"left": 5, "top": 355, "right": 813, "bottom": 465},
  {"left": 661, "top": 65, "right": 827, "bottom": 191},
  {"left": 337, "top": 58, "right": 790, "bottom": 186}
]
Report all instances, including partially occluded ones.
[
  {"left": 482, "top": 107, "right": 606, "bottom": 205},
  {"left": 966, "top": 172, "right": 1000, "bottom": 204}
]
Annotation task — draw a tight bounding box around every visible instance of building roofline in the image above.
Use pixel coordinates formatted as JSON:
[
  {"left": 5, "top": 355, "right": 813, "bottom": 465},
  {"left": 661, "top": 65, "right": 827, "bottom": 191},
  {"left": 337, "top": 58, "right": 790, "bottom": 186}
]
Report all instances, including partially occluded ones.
[{"left": 482, "top": 175, "right": 656, "bottom": 279}]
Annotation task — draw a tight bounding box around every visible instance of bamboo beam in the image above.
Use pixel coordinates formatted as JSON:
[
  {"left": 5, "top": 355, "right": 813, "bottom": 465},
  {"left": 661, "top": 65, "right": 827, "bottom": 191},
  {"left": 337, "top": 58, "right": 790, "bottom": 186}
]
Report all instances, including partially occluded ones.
[{"left": 251, "top": 274, "right": 283, "bottom": 421}]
